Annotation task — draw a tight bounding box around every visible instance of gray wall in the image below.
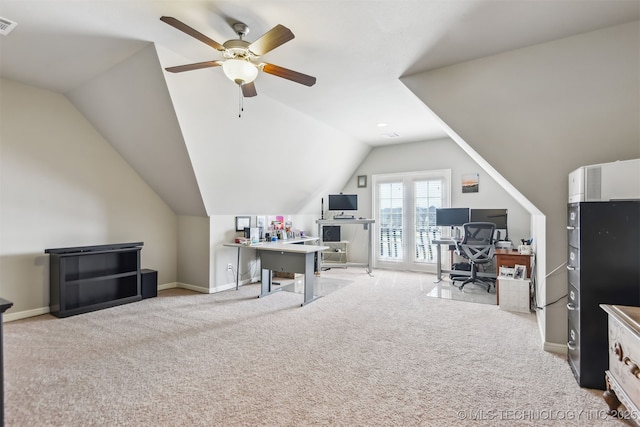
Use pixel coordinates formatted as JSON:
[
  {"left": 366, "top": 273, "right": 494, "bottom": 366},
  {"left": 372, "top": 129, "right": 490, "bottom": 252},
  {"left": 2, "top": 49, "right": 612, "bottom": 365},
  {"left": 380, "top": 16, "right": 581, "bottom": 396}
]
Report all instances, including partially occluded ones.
[
  {"left": 339, "top": 138, "right": 531, "bottom": 264},
  {"left": 402, "top": 21, "right": 640, "bottom": 348},
  {"left": 177, "top": 215, "right": 210, "bottom": 291},
  {"left": 0, "top": 78, "right": 179, "bottom": 319}
]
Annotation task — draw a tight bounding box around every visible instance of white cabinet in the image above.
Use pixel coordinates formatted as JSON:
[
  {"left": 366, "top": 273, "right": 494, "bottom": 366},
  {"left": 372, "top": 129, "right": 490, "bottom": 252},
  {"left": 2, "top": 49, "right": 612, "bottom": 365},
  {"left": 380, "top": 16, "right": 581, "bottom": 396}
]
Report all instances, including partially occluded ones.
[{"left": 498, "top": 278, "right": 531, "bottom": 313}]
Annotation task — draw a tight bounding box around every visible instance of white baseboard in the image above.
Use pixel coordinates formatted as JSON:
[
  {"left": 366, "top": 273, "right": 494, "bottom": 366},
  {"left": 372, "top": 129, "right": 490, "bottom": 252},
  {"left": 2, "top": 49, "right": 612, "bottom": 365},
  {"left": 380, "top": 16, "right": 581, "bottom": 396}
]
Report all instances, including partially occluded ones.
[
  {"left": 158, "top": 282, "right": 178, "bottom": 291},
  {"left": 165, "top": 281, "right": 253, "bottom": 294},
  {"left": 535, "top": 307, "right": 567, "bottom": 355},
  {"left": 543, "top": 341, "right": 568, "bottom": 355},
  {"left": 3, "top": 306, "right": 50, "bottom": 322},
  {"left": 4, "top": 279, "right": 261, "bottom": 322},
  {"left": 174, "top": 282, "right": 212, "bottom": 294},
  {"left": 208, "top": 278, "right": 259, "bottom": 294}
]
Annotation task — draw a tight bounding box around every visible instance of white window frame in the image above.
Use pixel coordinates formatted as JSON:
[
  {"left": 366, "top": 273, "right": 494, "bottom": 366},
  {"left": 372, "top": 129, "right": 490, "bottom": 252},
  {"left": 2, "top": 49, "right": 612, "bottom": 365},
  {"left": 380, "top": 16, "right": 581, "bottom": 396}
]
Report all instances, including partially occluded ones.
[{"left": 372, "top": 169, "right": 451, "bottom": 272}]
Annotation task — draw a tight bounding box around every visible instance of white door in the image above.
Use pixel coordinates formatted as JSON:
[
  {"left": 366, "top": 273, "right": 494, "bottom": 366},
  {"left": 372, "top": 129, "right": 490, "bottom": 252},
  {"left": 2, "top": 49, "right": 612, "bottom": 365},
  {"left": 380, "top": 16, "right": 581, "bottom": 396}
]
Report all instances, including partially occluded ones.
[{"left": 373, "top": 170, "right": 451, "bottom": 272}]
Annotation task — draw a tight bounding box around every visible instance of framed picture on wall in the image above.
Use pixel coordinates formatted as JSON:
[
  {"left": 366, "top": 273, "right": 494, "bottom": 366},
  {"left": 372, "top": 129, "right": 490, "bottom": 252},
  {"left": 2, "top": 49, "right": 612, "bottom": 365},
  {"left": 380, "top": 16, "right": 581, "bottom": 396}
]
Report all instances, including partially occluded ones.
[
  {"left": 235, "top": 216, "right": 251, "bottom": 232},
  {"left": 462, "top": 173, "right": 479, "bottom": 193},
  {"left": 357, "top": 175, "right": 367, "bottom": 188}
]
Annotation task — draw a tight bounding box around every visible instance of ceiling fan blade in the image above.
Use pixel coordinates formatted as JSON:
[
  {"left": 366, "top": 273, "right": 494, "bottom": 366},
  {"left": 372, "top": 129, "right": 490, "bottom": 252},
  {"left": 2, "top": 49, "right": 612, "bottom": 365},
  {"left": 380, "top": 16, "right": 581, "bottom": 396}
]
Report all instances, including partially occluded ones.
[
  {"left": 160, "top": 16, "right": 226, "bottom": 52},
  {"left": 262, "top": 63, "right": 316, "bottom": 87},
  {"left": 242, "top": 82, "right": 257, "bottom": 97},
  {"left": 248, "top": 24, "right": 294, "bottom": 56},
  {"left": 165, "top": 61, "right": 223, "bottom": 73}
]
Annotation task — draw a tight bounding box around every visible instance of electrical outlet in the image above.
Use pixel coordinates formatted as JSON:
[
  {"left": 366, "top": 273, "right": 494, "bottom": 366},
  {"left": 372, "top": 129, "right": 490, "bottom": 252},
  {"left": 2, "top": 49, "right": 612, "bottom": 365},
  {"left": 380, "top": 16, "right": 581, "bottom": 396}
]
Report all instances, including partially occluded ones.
[{"left": 227, "top": 263, "right": 233, "bottom": 271}]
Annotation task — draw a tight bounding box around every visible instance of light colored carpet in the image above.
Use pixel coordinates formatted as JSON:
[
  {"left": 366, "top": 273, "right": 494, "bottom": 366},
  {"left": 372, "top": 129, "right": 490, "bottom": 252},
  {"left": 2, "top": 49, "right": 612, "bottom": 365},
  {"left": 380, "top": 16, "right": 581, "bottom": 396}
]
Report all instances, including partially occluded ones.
[{"left": 3, "top": 269, "right": 624, "bottom": 426}]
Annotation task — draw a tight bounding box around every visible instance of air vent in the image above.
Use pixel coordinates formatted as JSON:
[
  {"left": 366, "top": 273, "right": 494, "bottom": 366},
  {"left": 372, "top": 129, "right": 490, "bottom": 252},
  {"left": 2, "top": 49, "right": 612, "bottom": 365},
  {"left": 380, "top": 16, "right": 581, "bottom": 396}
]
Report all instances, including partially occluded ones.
[
  {"left": 0, "top": 17, "right": 18, "bottom": 36},
  {"left": 585, "top": 166, "right": 602, "bottom": 201}
]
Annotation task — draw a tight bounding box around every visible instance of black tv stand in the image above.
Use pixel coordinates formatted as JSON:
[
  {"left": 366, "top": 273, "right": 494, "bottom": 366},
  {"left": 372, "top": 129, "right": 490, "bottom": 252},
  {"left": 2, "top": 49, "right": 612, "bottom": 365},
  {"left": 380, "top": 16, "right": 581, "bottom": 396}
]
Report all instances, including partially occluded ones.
[{"left": 45, "top": 242, "right": 143, "bottom": 318}]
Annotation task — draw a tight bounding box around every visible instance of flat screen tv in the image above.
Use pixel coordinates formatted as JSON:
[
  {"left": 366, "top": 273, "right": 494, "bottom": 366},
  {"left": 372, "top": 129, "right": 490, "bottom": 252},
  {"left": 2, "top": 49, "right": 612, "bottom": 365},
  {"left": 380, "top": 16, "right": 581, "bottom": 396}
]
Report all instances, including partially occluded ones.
[
  {"left": 435, "top": 208, "right": 469, "bottom": 226},
  {"left": 470, "top": 208, "right": 508, "bottom": 229},
  {"left": 328, "top": 194, "right": 358, "bottom": 211}
]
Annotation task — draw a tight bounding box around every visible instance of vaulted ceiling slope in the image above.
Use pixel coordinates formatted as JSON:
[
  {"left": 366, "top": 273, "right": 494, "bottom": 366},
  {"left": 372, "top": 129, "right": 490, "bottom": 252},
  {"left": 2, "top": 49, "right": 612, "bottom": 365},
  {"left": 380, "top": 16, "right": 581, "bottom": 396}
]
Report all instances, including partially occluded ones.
[
  {"left": 1, "top": 1, "right": 638, "bottom": 216},
  {"left": 66, "top": 44, "right": 207, "bottom": 217}
]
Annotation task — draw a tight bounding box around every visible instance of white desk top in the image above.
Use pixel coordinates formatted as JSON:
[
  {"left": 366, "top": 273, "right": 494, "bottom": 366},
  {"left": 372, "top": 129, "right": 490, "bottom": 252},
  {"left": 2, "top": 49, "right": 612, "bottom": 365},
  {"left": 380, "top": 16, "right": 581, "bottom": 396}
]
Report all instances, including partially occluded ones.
[
  {"left": 316, "top": 218, "right": 375, "bottom": 224},
  {"left": 223, "top": 237, "right": 328, "bottom": 254},
  {"left": 433, "top": 238, "right": 461, "bottom": 244}
]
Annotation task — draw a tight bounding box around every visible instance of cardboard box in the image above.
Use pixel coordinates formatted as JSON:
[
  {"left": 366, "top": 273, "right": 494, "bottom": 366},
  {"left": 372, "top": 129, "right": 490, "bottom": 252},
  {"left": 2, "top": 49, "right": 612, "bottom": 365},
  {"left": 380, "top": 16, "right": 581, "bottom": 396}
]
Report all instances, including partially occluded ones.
[{"left": 274, "top": 272, "right": 295, "bottom": 279}]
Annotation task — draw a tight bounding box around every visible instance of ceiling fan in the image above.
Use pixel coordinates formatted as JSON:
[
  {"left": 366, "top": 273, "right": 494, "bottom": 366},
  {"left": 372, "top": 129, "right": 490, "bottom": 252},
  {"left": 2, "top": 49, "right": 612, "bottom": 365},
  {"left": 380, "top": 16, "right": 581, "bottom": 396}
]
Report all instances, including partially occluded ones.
[{"left": 160, "top": 16, "right": 316, "bottom": 98}]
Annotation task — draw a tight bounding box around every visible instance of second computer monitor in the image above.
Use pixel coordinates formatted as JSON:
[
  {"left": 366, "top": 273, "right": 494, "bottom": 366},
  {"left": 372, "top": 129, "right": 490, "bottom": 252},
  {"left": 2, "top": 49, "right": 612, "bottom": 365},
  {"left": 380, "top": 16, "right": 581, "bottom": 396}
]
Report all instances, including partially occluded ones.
[
  {"left": 435, "top": 208, "right": 470, "bottom": 226},
  {"left": 470, "top": 208, "right": 508, "bottom": 229}
]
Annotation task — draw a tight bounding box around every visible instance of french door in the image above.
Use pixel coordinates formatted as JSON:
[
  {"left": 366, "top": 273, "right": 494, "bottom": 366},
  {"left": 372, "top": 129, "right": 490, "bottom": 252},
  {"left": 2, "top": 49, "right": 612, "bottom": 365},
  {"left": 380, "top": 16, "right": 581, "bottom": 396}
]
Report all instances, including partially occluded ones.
[{"left": 373, "top": 170, "right": 451, "bottom": 272}]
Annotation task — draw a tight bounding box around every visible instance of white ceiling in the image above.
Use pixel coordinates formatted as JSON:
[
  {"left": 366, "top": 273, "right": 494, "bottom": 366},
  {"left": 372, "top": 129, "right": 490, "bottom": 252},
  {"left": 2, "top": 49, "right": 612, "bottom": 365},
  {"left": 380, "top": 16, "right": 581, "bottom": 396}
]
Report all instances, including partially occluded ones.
[{"left": 1, "top": 0, "right": 638, "bottom": 215}]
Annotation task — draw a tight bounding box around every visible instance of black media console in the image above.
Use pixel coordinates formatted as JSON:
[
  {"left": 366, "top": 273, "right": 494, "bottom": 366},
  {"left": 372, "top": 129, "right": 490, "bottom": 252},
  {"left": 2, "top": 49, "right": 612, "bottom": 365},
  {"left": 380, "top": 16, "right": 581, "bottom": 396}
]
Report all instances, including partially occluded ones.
[{"left": 45, "top": 242, "right": 143, "bottom": 318}]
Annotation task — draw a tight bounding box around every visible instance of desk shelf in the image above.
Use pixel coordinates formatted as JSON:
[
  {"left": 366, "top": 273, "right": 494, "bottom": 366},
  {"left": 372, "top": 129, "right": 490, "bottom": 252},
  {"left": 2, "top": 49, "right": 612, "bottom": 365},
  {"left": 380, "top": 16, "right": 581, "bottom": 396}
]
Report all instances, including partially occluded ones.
[
  {"left": 316, "top": 219, "right": 374, "bottom": 274},
  {"left": 321, "top": 241, "right": 349, "bottom": 266}
]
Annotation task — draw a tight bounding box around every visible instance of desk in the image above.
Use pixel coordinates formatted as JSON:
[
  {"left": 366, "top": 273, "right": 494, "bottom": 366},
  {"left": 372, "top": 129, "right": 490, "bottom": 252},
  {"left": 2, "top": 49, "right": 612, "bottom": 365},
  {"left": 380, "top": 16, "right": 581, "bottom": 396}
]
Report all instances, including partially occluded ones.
[
  {"left": 495, "top": 249, "right": 532, "bottom": 275},
  {"left": 433, "top": 238, "right": 457, "bottom": 283},
  {"left": 223, "top": 238, "right": 328, "bottom": 306},
  {"left": 224, "top": 237, "right": 318, "bottom": 290},
  {"left": 316, "top": 218, "right": 375, "bottom": 275},
  {"left": 495, "top": 249, "right": 533, "bottom": 305}
]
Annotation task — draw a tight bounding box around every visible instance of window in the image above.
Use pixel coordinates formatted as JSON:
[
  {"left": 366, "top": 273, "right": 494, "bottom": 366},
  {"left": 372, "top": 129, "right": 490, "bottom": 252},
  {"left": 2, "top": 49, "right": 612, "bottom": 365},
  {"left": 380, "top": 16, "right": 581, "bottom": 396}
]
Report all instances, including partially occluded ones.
[
  {"left": 373, "top": 170, "right": 451, "bottom": 272},
  {"left": 378, "top": 181, "right": 404, "bottom": 260}
]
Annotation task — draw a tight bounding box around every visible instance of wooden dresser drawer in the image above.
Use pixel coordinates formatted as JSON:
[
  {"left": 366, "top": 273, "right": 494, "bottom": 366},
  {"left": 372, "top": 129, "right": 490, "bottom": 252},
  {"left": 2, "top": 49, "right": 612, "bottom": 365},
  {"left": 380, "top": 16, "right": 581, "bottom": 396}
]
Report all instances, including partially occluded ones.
[
  {"left": 601, "top": 304, "right": 640, "bottom": 423},
  {"left": 607, "top": 309, "right": 640, "bottom": 404}
]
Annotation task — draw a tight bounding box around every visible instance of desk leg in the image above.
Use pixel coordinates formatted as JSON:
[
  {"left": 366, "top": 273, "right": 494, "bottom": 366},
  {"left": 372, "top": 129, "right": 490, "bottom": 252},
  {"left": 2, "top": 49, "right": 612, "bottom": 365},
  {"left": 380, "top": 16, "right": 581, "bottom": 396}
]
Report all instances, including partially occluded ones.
[
  {"left": 260, "top": 268, "right": 273, "bottom": 297},
  {"left": 317, "top": 222, "right": 323, "bottom": 276},
  {"left": 235, "top": 247, "right": 241, "bottom": 290},
  {"left": 366, "top": 223, "right": 373, "bottom": 276},
  {"left": 435, "top": 243, "right": 443, "bottom": 283},
  {"left": 302, "top": 252, "right": 321, "bottom": 306}
]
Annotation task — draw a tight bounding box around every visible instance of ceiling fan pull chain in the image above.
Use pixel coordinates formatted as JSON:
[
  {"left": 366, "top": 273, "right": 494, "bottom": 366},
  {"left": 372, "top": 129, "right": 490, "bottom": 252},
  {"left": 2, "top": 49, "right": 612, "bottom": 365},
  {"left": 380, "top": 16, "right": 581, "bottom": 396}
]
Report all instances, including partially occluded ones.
[{"left": 238, "top": 85, "right": 242, "bottom": 118}]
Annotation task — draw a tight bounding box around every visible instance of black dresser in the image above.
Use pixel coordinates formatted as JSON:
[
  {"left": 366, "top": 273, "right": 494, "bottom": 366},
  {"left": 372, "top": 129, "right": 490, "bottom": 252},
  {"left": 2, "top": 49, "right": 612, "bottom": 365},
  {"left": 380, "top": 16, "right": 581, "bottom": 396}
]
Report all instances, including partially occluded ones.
[{"left": 567, "top": 201, "right": 640, "bottom": 390}]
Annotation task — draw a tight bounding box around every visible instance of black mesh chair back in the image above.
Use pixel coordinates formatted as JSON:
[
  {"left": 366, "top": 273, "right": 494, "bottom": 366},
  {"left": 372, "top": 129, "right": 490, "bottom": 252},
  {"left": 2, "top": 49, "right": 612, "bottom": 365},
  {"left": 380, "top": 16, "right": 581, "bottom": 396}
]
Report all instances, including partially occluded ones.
[
  {"left": 462, "top": 222, "right": 496, "bottom": 245},
  {"left": 453, "top": 222, "right": 497, "bottom": 292}
]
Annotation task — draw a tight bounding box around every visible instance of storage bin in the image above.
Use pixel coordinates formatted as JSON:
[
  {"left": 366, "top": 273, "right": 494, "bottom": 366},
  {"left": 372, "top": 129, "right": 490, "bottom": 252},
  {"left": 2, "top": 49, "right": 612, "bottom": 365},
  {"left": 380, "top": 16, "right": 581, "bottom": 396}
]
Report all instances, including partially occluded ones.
[
  {"left": 498, "top": 278, "right": 531, "bottom": 313},
  {"left": 141, "top": 269, "right": 158, "bottom": 299}
]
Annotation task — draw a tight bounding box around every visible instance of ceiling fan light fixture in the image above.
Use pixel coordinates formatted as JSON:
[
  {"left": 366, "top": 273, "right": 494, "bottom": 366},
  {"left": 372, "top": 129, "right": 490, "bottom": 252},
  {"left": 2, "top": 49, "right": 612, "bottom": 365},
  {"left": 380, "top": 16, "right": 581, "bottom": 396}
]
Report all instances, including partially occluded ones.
[{"left": 222, "top": 59, "right": 258, "bottom": 85}]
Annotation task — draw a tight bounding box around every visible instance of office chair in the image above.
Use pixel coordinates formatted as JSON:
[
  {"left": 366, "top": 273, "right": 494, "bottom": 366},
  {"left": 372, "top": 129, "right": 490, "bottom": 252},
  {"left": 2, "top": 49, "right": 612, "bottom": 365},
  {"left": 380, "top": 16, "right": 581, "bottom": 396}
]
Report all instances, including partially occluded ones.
[{"left": 453, "top": 222, "right": 496, "bottom": 292}]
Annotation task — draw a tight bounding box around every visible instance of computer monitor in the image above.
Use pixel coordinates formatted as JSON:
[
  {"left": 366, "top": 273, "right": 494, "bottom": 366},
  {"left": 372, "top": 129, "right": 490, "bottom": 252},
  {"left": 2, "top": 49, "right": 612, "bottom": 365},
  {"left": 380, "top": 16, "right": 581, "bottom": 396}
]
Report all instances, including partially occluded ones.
[
  {"left": 328, "top": 194, "right": 358, "bottom": 211},
  {"left": 470, "top": 208, "right": 508, "bottom": 229},
  {"left": 435, "top": 208, "right": 470, "bottom": 226}
]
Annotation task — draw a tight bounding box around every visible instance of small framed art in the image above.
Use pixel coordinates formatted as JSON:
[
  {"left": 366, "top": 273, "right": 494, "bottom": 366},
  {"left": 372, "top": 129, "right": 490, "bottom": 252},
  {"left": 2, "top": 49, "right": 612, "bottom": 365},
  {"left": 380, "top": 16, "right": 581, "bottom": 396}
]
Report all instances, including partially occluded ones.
[
  {"left": 499, "top": 266, "right": 515, "bottom": 278},
  {"left": 235, "top": 216, "right": 251, "bottom": 232},
  {"left": 514, "top": 264, "right": 527, "bottom": 280}
]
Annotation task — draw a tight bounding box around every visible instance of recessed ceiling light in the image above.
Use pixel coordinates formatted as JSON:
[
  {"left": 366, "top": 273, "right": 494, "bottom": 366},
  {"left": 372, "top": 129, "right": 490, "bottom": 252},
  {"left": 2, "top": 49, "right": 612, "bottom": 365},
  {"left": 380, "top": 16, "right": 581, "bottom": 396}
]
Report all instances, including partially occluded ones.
[{"left": 377, "top": 122, "right": 388, "bottom": 127}]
